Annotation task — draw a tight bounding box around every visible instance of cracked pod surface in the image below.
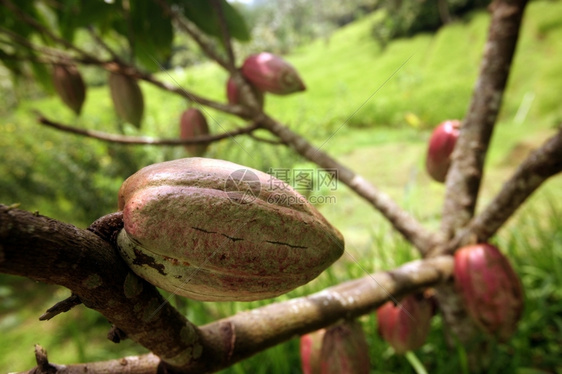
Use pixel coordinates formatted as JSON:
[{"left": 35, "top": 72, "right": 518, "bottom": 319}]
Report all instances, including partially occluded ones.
[{"left": 117, "top": 158, "right": 344, "bottom": 301}]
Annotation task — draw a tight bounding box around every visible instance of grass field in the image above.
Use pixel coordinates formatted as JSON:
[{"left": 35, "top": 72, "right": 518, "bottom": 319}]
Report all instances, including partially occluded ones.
[{"left": 1, "top": 1, "right": 562, "bottom": 372}]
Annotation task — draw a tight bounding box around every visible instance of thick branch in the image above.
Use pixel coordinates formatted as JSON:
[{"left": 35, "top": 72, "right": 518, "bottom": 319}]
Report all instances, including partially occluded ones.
[
  {"left": 444, "top": 127, "right": 562, "bottom": 252},
  {"left": 0, "top": 206, "right": 202, "bottom": 369},
  {"left": 258, "top": 115, "right": 438, "bottom": 255},
  {"left": 37, "top": 114, "right": 259, "bottom": 146},
  {"left": 5, "top": 204, "right": 452, "bottom": 373},
  {"left": 440, "top": 0, "right": 528, "bottom": 239}
]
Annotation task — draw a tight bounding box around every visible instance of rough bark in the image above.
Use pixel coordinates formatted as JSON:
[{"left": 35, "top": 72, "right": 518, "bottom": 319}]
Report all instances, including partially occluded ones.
[
  {"left": 440, "top": 0, "right": 529, "bottom": 239},
  {"left": 1, "top": 205, "right": 453, "bottom": 373},
  {"left": 434, "top": 0, "right": 530, "bottom": 366},
  {"left": 0, "top": 206, "right": 203, "bottom": 370},
  {"left": 441, "top": 127, "right": 562, "bottom": 253}
]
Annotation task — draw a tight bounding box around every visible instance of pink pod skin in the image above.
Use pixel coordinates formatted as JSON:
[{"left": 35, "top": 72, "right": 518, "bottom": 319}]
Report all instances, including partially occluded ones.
[
  {"left": 300, "top": 321, "right": 370, "bottom": 374},
  {"left": 179, "top": 108, "right": 210, "bottom": 156},
  {"left": 226, "top": 76, "right": 265, "bottom": 109},
  {"left": 425, "top": 119, "right": 461, "bottom": 183},
  {"left": 300, "top": 328, "right": 325, "bottom": 374},
  {"left": 241, "top": 52, "right": 306, "bottom": 95},
  {"left": 117, "top": 158, "right": 344, "bottom": 301},
  {"left": 376, "top": 293, "right": 433, "bottom": 354},
  {"left": 454, "top": 243, "right": 524, "bottom": 341}
]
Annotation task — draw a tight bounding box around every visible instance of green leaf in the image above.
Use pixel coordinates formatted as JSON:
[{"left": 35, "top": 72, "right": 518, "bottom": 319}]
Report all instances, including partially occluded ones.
[
  {"left": 179, "top": 0, "right": 250, "bottom": 42},
  {"left": 51, "top": 0, "right": 121, "bottom": 43},
  {"left": 128, "top": 1, "right": 174, "bottom": 71}
]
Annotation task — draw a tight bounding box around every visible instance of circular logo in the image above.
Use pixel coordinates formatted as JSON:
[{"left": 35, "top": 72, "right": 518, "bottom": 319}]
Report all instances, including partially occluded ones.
[{"left": 224, "top": 168, "right": 261, "bottom": 204}]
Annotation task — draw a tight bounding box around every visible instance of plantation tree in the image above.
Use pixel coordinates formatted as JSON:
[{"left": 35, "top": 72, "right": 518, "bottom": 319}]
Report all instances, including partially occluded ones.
[{"left": 1, "top": 0, "right": 560, "bottom": 372}]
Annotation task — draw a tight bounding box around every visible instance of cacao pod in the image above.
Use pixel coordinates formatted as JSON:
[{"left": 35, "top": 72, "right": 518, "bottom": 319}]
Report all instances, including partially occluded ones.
[
  {"left": 301, "top": 321, "right": 370, "bottom": 374},
  {"left": 52, "top": 63, "right": 86, "bottom": 115},
  {"left": 300, "top": 328, "right": 325, "bottom": 374},
  {"left": 226, "top": 76, "right": 264, "bottom": 109},
  {"left": 241, "top": 52, "right": 306, "bottom": 95},
  {"left": 117, "top": 158, "right": 344, "bottom": 301},
  {"left": 108, "top": 72, "right": 144, "bottom": 128},
  {"left": 179, "top": 108, "right": 210, "bottom": 156},
  {"left": 376, "top": 293, "right": 433, "bottom": 354},
  {"left": 320, "top": 321, "right": 370, "bottom": 374},
  {"left": 454, "top": 243, "right": 524, "bottom": 341},
  {"left": 425, "top": 119, "right": 461, "bottom": 183}
]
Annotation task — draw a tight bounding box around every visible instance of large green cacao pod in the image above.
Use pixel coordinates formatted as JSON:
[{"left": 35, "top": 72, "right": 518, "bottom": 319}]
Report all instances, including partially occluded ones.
[
  {"left": 116, "top": 158, "right": 344, "bottom": 301},
  {"left": 108, "top": 72, "right": 144, "bottom": 128}
]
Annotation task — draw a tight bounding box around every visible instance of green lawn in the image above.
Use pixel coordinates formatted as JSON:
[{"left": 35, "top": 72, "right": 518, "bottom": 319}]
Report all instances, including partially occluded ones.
[{"left": 1, "top": 1, "right": 562, "bottom": 373}]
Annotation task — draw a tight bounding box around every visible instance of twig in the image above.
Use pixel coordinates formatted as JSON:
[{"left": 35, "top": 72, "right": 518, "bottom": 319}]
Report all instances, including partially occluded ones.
[
  {"left": 258, "top": 115, "right": 438, "bottom": 255},
  {"left": 87, "top": 26, "right": 124, "bottom": 63},
  {"left": 248, "top": 132, "right": 285, "bottom": 145},
  {"left": 36, "top": 114, "right": 260, "bottom": 145},
  {"left": 440, "top": 0, "right": 529, "bottom": 239},
  {"left": 211, "top": 0, "right": 236, "bottom": 72},
  {"left": 155, "top": 0, "right": 231, "bottom": 70},
  {"left": 39, "top": 294, "right": 83, "bottom": 321}
]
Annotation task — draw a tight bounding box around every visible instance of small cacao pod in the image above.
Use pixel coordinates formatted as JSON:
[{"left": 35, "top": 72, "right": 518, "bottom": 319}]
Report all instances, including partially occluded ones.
[
  {"left": 454, "top": 243, "right": 524, "bottom": 341},
  {"left": 226, "top": 76, "right": 264, "bottom": 109},
  {"left": 117, "top": 158, "right": 344, "bottom": 301},
  {"left": 300, "top": 328, "right": 325, "bottom": 374},
  {"left": 52, "top": 63, "right": 86, "bottom": 115},
  {"left": 241, "top": 52, "right": 306, "bottom": 95},
  {"left": 376, "top": 293, "right": 433, "bottom": 354},
  {"left": 301, "top": 320, "right": 370, "bottom": 374},
  {"left": 320, "top": 321, "right": 370, "bottom": 374},
  {"left": 425, "top": 119, "right": 461, "bottom": 183},
  {"left": 108, "top": 72, "right": 144, "bottom": 128},
  {"left": 179, "top": 108, "right": 210, "bottom": 156}
]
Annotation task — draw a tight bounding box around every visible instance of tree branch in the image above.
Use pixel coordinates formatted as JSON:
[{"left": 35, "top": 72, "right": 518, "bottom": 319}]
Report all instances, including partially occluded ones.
[
  {"left": 155, "top": 0, "right": 231, "bottom": 71},
  {"left": 440, "top": 0, "right": 529, "bottom": 239},
  {"left": 442, "top": 126, "right": 562, "bottom": 253},
  {"left": 211, "top": 0, "right": 236, "bottom": 72},
  {"left": 0, "top": 206, "right": 203, "bottom": 370},
  {"left": 4, "top": 205, "right": 452, "bottom": 372},
  {"left": 258, "top": 115, "right": 438, "bottom": 255},
  {"left": 36, "top": 113, "right": 260, "bottom": 146}
]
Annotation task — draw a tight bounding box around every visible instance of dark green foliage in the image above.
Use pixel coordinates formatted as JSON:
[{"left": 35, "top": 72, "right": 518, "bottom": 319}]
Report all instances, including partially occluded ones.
[
  {"left": 371, "top": 0, "right": 491, "bottom": 46},
  {"left": 177, "top": 0, "right": 251, "bottom": 42}
]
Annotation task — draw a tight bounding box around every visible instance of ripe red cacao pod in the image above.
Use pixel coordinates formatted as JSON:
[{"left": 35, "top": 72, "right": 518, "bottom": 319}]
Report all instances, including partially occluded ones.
[
  {"left": 226, "top": 76, "right": 264, "bottom": 109},
  {"left": 376, "top": 293, "right": 433, "bottom": 354},
  {"left": 241, "top": 52, "right": 306, "bottom": 95},
  {"left": 179, "top": 108, "right": 210, "bottom": 156},
  {"left": 425, "top": 119, "right": 461, "bottom": 183},
  {"left": 301, "top": 321, "right": 370, "bottom": 374},
  {"left": 108, "top": 72, "right": 144, "bottom": 128},
  {"left": 52, "top": 63, "right": 86, "bottom": 115},
  {"left": 454, "top": 243, "right": 524, "bottom": 341},
  {"left": 117, "top": 158, "right": 344, "bottom": 301}
]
